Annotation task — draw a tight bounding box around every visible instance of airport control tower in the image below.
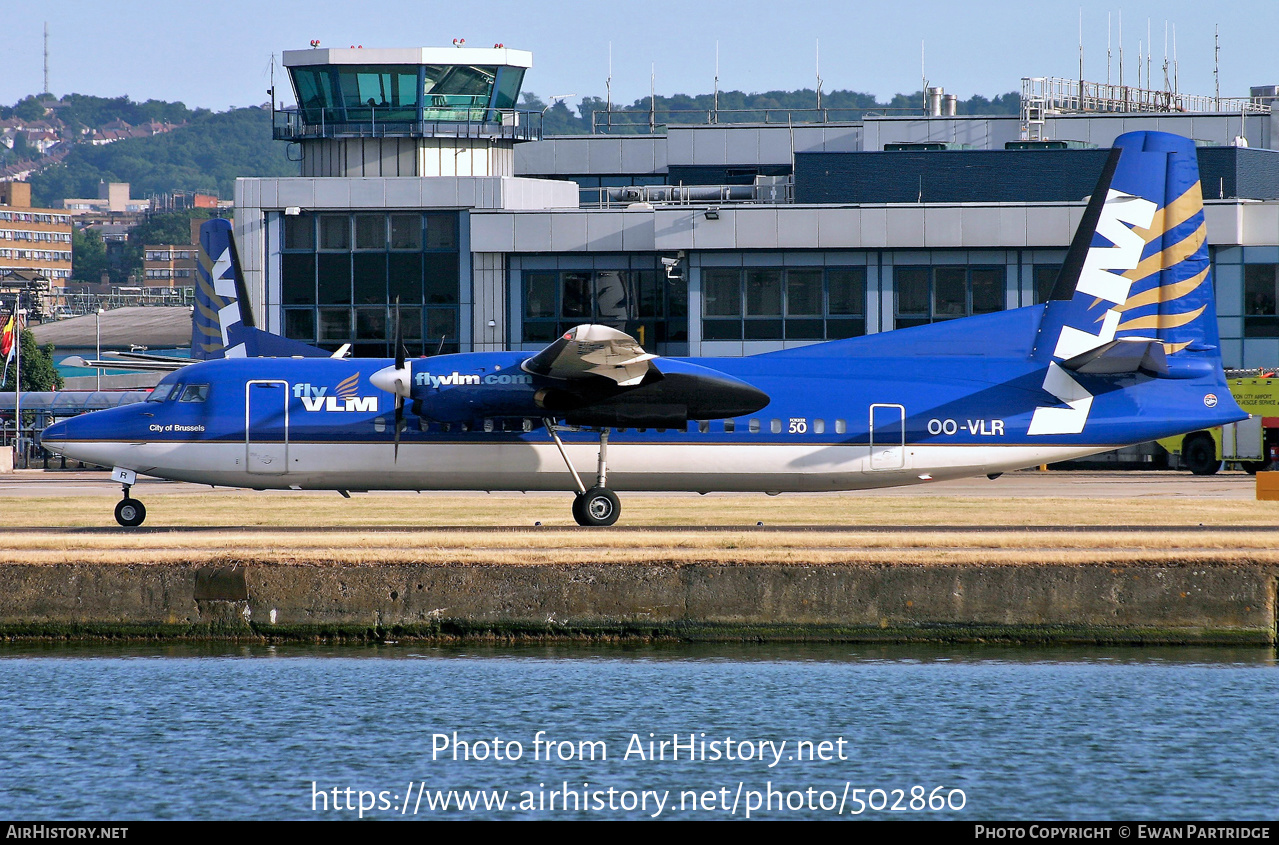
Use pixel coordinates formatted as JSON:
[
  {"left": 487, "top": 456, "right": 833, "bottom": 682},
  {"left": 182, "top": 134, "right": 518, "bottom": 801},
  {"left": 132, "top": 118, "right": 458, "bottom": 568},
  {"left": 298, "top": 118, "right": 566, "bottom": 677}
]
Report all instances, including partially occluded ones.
[
  {"left": 273, "top": 46, "right": 539, "bottom": 176},
  {"left": 238, "top": 45, "right": 575, "bottom": 357}
]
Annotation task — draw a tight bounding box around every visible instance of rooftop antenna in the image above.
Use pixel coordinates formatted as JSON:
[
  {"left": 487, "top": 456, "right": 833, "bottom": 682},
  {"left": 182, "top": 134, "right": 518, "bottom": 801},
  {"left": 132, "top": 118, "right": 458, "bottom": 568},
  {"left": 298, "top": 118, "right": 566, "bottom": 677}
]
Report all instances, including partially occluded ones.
[
  {"left": 1119, "top": 11, "right": 1124, "bottom": 91},
  {"left": 1214, "top": 24, "right": 1220, "bottom": 107},
  {"left": 650, "top": 63, "right": 656, "bottom": 134},
  {"left": 921, "top": 39, "right": 926, "bottom": 115},
  {"left": 43, "top": 22, "right": 49, "bottom": 94},
  {"left": 1078, "top": 8, "right": 1084, "bottom": 108},
  {"left": 1107, "top": 12, "right": 1112, "bottom": 87},
  {"left": 713, "top": 40, "right": 719, "bottom": 123},
  {"left": 1162, "top": 21, "right": 1170, "bottom": 95},
  {"left": 1173, "top": 23, "right": 1178, "bottom": 98},
  {"left": 1147, "top": 19, "right": 1152, "bottom": 96},
  {"left": 815, "top": 38, "right": 822, "bottom": 112},
  {"left": 606, "top": 41, "right": 612, "bottom": 115}
]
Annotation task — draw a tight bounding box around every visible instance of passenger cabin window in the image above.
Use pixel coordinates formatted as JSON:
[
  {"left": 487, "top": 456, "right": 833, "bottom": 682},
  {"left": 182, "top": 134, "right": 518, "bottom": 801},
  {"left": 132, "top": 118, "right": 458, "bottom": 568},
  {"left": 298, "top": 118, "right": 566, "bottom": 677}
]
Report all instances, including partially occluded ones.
[
  {"left": 814, "top": 419, "right": 825, "bottom": 434},
  {"left": 835, "top": 419, "right": 847, "bottom": 434},
  {"left": 724, "top": 420, "right": 736, "bottom": 433},
  {"left": 749, "top": 419, "right": 760, "bottom": 433},
  {"left": 771, "top": 419, "right": 782, "bottom": 433},
  {"left": 178, "top": 384, "right": 210, "bottom": 403},
  {"left": 147, "top": 384, "right": 175, "bottom": 403}
]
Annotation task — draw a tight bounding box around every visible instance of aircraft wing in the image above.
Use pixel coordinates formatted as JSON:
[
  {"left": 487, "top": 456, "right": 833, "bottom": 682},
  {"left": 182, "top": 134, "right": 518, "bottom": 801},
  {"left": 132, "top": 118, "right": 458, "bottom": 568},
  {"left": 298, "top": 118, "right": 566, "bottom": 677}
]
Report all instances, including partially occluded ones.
[
  {"left": 61, "top": 352, "right": 193, "bottom": 373},
  {"left": 520, "top": 324, "right": 658, "bottom": 386}
]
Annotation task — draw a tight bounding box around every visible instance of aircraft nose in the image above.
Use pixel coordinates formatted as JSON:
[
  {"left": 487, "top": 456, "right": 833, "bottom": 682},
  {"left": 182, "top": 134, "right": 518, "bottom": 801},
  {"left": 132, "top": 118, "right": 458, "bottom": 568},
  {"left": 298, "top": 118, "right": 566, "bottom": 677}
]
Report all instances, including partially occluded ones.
[
  {"left": 371, "top": 363, "right": 411, "bottom": 397},
  {"left": 39, "top": 417, "right": 71, "bottom": 450}
]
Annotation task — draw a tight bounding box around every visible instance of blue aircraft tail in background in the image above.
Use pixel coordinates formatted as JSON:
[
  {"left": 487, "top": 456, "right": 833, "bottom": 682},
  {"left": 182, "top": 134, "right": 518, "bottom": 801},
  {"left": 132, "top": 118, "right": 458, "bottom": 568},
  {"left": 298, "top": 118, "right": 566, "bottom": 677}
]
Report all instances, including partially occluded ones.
[{"left": 193, "top": 219, "right": 329, "bottom": 360}]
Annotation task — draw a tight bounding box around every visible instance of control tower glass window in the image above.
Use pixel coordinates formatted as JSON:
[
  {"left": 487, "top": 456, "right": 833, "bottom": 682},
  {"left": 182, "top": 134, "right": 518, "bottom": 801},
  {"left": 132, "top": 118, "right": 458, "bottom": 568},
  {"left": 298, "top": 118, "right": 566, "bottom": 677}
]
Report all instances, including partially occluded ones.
[
  {"left": 422, "top": 65, "right": 499, "bottom": 119},
  {"left": 335, "top": 66, "right": 420, "bottom": 121}
]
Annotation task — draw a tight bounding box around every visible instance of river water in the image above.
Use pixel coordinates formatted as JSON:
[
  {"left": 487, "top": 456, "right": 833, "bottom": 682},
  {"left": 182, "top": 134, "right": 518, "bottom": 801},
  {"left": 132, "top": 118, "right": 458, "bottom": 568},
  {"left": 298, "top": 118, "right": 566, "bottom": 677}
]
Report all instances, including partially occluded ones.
[{"left": 0, "top": 644, "right": 1274, "bottom": 820}]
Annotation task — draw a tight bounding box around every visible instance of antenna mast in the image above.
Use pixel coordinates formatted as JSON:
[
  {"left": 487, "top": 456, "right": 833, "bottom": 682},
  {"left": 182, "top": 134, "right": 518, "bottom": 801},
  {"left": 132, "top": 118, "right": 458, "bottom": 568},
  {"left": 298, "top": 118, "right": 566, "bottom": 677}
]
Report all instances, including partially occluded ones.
[
  {"left": 1214, "top": 25, "right": 1220, "bottom": 106},
  {"left": 1078, "top": 9, "right": 1084, "bottom": 101},
  {"left": 815, "top": 38, "right": 822, "bottom": 112},
  {"left": 43, "top": 22, "right": 49, "bottom": 94}
]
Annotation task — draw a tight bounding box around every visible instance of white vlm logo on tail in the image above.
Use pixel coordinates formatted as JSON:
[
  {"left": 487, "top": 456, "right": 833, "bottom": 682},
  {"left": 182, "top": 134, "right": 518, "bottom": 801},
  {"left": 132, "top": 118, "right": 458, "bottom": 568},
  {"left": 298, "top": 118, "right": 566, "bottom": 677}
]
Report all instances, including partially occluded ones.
[{"left": 1029, "top": 189, "right": 1157, "bottom": 436}]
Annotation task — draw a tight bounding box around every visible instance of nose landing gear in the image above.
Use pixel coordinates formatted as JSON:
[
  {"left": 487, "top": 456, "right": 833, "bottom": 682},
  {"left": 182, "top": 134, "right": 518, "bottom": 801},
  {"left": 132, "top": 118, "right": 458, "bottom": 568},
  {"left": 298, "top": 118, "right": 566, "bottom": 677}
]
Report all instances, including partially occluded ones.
[
  {"left": 114, "top": 491, "right": 147, "bottom": 528},
  {"left": 110, "top": 467, "right": 146, "bottom": 527}
]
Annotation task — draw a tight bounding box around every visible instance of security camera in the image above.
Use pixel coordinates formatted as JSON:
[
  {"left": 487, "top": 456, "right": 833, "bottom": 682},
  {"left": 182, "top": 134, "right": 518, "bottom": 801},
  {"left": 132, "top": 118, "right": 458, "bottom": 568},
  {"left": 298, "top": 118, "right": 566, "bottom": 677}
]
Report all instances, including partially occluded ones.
[{"left": 661, "top": 257, "right": 679, "bottom": 268}]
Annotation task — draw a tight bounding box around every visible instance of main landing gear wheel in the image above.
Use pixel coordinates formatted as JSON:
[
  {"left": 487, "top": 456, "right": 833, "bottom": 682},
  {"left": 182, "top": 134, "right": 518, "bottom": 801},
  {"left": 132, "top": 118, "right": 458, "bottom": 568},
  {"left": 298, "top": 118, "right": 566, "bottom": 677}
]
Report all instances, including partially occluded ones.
[
  {"left": 1182, "top": 433, "right": 1220, "bottom": 476},
  {"left": 573, "top": 487, "right": 620, "bottom": 527},
  {"left": 114, "top": 497, "right": 146, "bottom": 528},
  {"left": 544, "top": 418, "right": 623, "bottom": 527}
]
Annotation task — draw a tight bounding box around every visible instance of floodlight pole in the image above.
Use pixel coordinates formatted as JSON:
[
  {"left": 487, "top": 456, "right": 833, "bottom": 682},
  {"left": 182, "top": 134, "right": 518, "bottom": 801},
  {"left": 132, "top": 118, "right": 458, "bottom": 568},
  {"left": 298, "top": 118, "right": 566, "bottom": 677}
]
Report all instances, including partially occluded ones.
[{"left": 95, "top": 308, "right": 103, "bottom": 391}]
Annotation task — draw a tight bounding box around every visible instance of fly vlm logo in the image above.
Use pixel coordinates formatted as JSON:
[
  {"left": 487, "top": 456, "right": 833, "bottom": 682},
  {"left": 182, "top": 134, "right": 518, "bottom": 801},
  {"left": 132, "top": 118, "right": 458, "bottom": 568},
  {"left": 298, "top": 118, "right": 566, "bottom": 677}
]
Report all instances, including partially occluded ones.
[
  {"left": 414, "top": 370, "right": 533, "bottom": 387},
  {"left": 294, "top": 373, "right": 379, "bottom": 412},
  {"left": 415, "top": 371, "right": 481, "bottom": 388}
]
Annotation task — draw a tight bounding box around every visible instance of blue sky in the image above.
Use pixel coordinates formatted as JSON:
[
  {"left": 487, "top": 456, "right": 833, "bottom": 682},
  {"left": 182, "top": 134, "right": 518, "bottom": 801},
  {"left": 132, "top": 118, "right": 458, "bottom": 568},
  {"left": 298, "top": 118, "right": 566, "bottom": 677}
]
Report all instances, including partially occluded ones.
[{"left": 3, "top": 0, "right": 1273, "bottom": 112}]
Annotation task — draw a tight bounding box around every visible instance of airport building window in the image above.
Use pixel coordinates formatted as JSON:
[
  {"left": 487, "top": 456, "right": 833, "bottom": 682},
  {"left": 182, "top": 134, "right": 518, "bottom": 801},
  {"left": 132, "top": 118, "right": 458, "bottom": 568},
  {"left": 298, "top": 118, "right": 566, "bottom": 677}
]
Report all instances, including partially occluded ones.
[
  {"left": 1033, "top": 265, "right": 1062, "bottom": 303},
  {"left": 1244, "top": 264, "right": 1279, "bottom": 338},
  {"left": 702, "top": 267, "right": 865, "bottom": 342},
  {"left": 520, "top": 265, "right": 688, "bottom": 352},
  {"left": 281, "top": 211, "right": 461, "bottom": 356},
  {"left": 895, "top": 266, "right": 1004, "bottom": 328}
]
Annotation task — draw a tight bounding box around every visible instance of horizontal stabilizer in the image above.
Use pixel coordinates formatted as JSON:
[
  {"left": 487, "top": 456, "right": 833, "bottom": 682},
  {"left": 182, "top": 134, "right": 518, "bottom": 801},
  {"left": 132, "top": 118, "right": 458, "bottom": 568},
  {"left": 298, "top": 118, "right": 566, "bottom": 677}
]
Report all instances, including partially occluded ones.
[{"left": 1060, "top": 336, "right": 1168, "bottom": 375}]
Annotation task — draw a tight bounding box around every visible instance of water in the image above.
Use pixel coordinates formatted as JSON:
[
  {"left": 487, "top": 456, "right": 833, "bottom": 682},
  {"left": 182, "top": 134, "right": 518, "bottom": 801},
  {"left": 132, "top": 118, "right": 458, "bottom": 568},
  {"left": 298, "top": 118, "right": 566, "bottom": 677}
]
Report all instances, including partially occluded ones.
[{"left": 0, "top": 644, "right": 1274, "bottom": 820}]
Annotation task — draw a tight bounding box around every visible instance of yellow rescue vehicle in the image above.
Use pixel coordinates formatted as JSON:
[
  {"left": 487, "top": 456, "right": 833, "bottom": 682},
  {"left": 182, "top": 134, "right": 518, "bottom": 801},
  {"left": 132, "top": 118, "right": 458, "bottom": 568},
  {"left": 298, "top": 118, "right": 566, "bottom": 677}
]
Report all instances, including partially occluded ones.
[{"left": 1158, "top": 369, "right": 1279, "bottom": 475}]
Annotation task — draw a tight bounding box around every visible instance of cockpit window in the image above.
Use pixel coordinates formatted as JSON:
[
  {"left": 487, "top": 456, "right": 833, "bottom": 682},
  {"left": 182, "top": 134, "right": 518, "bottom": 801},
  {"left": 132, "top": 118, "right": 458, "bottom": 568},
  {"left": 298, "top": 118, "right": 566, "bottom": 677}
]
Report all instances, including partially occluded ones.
[
  {"left": 147, "top": 384, "right": 175, "bottom": 403},
  {"left": 178, "top": 384, "right": 210, "bottom": 403}
]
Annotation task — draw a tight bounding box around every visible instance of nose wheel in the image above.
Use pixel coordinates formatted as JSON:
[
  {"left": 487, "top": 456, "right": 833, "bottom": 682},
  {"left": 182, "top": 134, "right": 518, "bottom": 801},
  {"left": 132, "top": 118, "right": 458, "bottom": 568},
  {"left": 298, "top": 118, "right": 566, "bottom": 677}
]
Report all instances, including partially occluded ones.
[
  {"left": 545, "top": 420, "right": 622, "bottom": 527},
  {"left": 114, "top": 485, "right": 147, "bottom": 527}
]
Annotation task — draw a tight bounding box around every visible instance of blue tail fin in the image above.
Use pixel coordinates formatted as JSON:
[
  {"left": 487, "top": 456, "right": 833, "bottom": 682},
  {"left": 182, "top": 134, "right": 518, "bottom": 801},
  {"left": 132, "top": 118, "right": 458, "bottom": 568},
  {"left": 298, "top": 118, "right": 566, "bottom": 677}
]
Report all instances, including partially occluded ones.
[
  {"left": 193, "top": 219, "right": 330, "bottom": 359},
  {"left": 1033, "top": 131, "right": 1222, "bottom": 379}
]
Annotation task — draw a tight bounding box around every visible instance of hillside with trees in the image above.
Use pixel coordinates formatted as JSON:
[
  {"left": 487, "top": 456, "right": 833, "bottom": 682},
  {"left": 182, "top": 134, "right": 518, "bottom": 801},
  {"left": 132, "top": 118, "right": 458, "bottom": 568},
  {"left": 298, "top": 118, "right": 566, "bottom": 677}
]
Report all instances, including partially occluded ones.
[
  {"left": 1, "top": 87, "right": 1020, "bottom": 206},
  {"left": 23, "top": 106, "right": 295, "bottom": 206}
]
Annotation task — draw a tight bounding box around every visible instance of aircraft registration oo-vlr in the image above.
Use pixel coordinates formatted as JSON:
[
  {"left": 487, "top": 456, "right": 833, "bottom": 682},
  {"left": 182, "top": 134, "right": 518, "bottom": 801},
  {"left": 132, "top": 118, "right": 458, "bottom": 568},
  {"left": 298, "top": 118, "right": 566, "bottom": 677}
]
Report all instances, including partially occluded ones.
[{"left": 41, "top": 131, "right": 1248, "bottom": 527}]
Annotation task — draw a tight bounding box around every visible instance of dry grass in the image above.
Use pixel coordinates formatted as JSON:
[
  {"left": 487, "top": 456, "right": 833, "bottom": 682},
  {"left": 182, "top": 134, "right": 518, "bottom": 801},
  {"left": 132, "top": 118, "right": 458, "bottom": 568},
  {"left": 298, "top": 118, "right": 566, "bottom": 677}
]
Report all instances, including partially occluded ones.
[
  {"left": 2, "top": 490, "right": 1279, "bottom": 567},
  {"left": 3, "top": 490, "right": 1279, "bottom": 529}
]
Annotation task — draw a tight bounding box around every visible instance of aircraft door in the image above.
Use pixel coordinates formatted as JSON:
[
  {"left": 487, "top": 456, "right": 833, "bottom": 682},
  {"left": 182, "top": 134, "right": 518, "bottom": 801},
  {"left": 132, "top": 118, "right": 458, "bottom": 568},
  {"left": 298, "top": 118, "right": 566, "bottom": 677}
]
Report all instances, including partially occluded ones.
[
  {"left": 867, "top": 403, "right": 906, "bottom": 470},
  {"left": 246, "top": 380, "right": 288, "bottom": 475}
]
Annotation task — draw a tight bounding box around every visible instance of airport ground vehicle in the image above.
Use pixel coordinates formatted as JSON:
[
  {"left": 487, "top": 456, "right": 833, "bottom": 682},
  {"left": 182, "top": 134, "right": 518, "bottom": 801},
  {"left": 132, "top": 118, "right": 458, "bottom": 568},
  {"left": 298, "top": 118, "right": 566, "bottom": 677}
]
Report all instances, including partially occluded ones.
[{"left": 1157, "top": 370, "right": 1279, "bottom": 474}]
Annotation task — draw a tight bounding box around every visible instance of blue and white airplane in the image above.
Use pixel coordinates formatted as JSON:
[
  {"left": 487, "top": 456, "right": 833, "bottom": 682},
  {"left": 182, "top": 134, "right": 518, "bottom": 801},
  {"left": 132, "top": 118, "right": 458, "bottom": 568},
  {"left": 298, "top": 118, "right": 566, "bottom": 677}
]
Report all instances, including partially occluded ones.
[{"left": 41, "top": 131, "right": 1247, "bottom": 527}]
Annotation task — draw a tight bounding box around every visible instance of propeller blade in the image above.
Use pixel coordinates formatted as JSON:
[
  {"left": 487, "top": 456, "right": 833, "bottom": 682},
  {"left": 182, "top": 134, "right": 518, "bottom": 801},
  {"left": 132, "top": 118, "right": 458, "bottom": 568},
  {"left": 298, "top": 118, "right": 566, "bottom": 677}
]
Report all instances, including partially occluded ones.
[
  {"left": 393, "top": 296, "right": 404, "bottom": 462},
  {"left": 394, "top": 296, "right": 405, "bottom": 370},
  {"left": 394, "top": 394, "right": 403, "bottom": 462}
]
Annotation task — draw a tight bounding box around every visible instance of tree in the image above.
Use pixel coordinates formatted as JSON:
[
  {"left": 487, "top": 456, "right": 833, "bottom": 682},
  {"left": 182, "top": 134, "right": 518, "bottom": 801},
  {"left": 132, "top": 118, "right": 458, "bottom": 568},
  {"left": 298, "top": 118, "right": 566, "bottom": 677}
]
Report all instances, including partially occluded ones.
[
  {"left": 2, "top": 329, "right": 63, "bottom": 392},
  {"left": 72, "top": 226, "right": 110, "bottom": 284}
]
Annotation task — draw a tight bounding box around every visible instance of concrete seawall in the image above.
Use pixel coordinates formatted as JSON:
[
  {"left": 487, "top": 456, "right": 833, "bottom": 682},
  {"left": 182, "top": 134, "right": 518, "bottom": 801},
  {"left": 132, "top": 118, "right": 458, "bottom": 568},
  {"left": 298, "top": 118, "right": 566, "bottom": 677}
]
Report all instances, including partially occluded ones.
[{"left": 0, "top": 561, "right": 1274, "bottom": 645}]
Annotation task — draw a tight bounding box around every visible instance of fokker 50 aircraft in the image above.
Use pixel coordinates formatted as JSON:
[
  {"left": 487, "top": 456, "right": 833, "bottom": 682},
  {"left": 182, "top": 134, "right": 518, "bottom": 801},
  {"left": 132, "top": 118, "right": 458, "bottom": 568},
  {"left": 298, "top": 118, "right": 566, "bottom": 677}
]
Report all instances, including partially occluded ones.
[{"left": 42, "top": 131, "right": 1247, "bottom": 527}]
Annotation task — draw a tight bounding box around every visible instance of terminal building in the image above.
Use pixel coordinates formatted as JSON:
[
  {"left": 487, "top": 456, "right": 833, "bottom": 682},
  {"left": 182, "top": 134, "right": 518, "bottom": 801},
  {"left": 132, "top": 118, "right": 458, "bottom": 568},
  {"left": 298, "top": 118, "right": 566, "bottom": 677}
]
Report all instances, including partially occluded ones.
[{"left": 233, "top": 48, "right": 1279, "bottom": 369}]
